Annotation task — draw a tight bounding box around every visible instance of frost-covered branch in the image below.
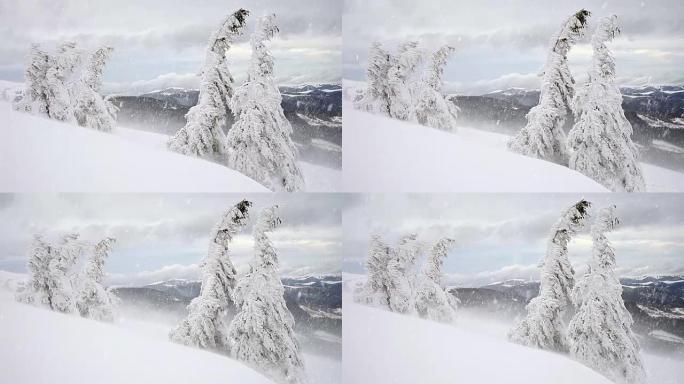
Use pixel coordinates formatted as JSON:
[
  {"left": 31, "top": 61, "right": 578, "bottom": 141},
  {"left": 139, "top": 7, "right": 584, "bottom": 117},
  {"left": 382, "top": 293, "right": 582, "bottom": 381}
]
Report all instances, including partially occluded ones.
[
  {"left": 567, "top": 206, "right": 646, "bottom": 384},
  {"left": 170, "top": 199, "right": 252, "bottom": 350},
  {"left": 354, "top": 234, "right": 393, "bottom": 308},
  {"left": 228, "top": 206, "right": 307, "bottom": 384},
  {"left": 508, "top": 9, "right": 590, "bottom": 165},
  {"left": 167, "top": 9, "right": 249, "bottom": 158},
  {"left": 387, "top": 41, "right": 422, "bottom": 121},
  {"left": 568, "top": 16, "right": 645, "bottom": 192},
  {"left": 353, "top": 42, "right": 392, "bottom": 115},
  {"left": 415, "top": 238, "right": 459, "bottom": 323},
  {"left": 386, "top": 233, "right": 420, "bottom": 314},
  {"left": 508, "top": 199, "right": 591, "bottom": 351},
  {"left": 76, "top": 237, "right": 117, "bottom": 321},
  {"left": 414, "top": 45, "right": 459, "bottom": 131},
  {"left": 225, "top": 14, "right": 304, "bottom": 192}
]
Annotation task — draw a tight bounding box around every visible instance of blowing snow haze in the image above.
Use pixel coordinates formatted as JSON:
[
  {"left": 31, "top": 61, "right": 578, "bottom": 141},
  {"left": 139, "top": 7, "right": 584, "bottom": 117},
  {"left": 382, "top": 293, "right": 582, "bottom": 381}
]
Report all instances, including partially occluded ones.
[
  {"left": 343, "top": 0, "right": 684, "bottom": 93},
  {"left": 0, "top": 0, "right": 342, "bottom": 92}
]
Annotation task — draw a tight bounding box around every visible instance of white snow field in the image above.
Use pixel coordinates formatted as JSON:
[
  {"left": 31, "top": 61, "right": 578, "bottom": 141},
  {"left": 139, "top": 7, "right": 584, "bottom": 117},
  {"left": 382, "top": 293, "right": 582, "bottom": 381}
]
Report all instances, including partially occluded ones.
[
  {"left": 342, "top": 82, "right": 684, "bottom": 192},
  {"left": 342, "top": 273, "right": 684, "bottom": 384},
  {"left": 0, "top": 271, "right": 340, "bottom": 384},
  {"left": 0, "top": 289, "right": 274, "bottom": 384},
  {"left": 0, "top": 101, "right": 340, "bottom": 192}
]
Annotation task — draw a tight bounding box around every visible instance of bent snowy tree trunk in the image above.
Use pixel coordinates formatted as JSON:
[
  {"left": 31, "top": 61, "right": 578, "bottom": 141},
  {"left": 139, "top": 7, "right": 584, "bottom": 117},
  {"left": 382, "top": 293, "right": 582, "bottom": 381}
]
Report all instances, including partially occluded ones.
[
  {"left": 508, "top": 199, "right": 590, "bottom": 351},
  {"left": 169, "top": 200, "right": 251, "bottom": 350},
  {"left": 225, "top": 14, "right": 305, "bottom": 192},
  {"left": 508, "top": 9, "right": 590, "bottom": 165},
  {"left": 568, "top": 206, "right": 646, "bottom": 384},
  {"left": 167, "top": 9, "right": 249, "bottom": 159},
  {"left": 228, "top": 206, "right": 307, "bottom": 384},
  {"left": 568, "top": 16, "right": 645, "bottom": 192}
]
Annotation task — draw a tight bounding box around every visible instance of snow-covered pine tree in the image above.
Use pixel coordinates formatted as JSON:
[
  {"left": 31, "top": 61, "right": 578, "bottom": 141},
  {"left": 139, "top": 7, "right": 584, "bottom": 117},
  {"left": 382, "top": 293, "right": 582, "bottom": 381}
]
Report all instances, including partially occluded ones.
[
  {"left": 167, "top": 9, "right": 249, "bottom": 158},
  {"left": 387, "top": 41, "right": 422, "bottom": 121},
  {"left": 354, "top": 234, "right": 393, "bottom": 308},
  {"left": 508, "top": 10, "right": 590, "bottom": 165},
  {"left": 228, "top": 206, "right": 307, "bottom": 384},
  {"left": 414, "top": 238, "right": 459, "bottom": 323},
  {"left": 41, "top": 233, "right": 82, "bottom": 313},
  {"left": 15, "top": 234, "right": 52, "bottom": 306},
  {"left": 225, "top": 14, "right": 305, "bottom": 192},
  {"left": 73, "top": 46, "right": 117, "bottom": 132},
  {"left": 170, "top": 199, "right": 252, "bottom": 350},
  {"left": 568, "top": 16, "right": 645, "bottom": 192},
  {"left": 567, "top": 206, "right": 646, "bottom": 384},
  {"left": 45, "top": 41, "right": 81, "bottom": 123},
  {"left": 386, "top": 233, "right": 420, "bottom": 314},
  {"left": 353, "top": 42, "right": 392, "bottom": 115},
  {"left": 413, "top": 45, "right": 459, "bottom": 131},
  {"left": 13, "top": 44, "right": 50, "bottom": 115},
  {"left": 508, "top": 199, "right": 591, "bottom": 351},
  {"left": 76, "top": 237, "right": 117, "bottom": 322}
]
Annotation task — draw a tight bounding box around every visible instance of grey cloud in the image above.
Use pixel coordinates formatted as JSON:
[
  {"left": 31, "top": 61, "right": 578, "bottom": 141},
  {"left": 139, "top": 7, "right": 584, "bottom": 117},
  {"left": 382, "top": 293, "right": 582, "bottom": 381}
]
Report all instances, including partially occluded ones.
[
  {"left": 0, "top": 0, "right": 341, "bottom": 87},
  {"left": 0, "top": 194, "right": 342, "bottom": 276},
  {"left": 343, "top": 194, "right": 684, "bottom": 277}
]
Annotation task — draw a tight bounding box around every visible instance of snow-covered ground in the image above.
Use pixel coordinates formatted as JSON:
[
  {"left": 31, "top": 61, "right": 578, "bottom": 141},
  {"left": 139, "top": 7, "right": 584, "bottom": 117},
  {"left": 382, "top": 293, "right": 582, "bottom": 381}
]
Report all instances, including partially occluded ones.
[
  {"left": 0, "top": 102, "right": 340, "bottom": 192},
  {"left": 342, "top": 273, "right": 684, "bottom": 384},
  {"left": 0, "top": 289, "right": 273, "bottom": 384},
  {"left": 0, "top": 271, "right": 340, "bottom": 384},
  {"left": 342, "top": 81, "right": 684, "bottom": 192}
]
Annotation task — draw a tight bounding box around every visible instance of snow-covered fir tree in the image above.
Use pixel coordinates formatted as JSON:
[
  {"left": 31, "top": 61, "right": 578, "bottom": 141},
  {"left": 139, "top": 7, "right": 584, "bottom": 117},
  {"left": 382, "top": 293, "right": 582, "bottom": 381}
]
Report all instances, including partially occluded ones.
[
  {"left": 387, "top": 41, "right": 422, "bottom": 121},
  {"left": 44, "top": 42, "right": 81, "bottom": 123},
  {"left": 386, "top": 233, "right": 420, "bottom": 314},
  {"left": 13, "top": 44, "right": 49, "bottom": 115},
  {"left": 413, "top": 45, "right": 459, "bottom": 131},
  {"left": 15, "top": 235, "right": 53, "bottom": 306},
  {"left": 167, "top": 9, "right": 249, "bottom": 158},
  {"left": 354, "top": 234, "right": 392, "bottom": 308},
  {"left": 225, "top": 14, "right": 304, "bottom": 192},
  {"left": 567, "top": 206, "right": 646, "bottom": 384},
  {"left": 73, "top": 46, "right": 117, "bottom": 132},
  {"left": 508, "top": 9, "right": 590, "bottom": 165},
  {"left": 76, "top": 237, "right": 117, "bottom": 322},
  {"left": 568, "top": 16, "right": 645, "bottom": 192},
  {"left": 170, "top": 200, "right": 252, "bottom": 350},
  {"left": 227, "top": 206, "right": 307, "bottom": 384},
  {"left": 414, "top": 238, "right": 459, "bottom": 323},
  {"left": 508, "top": 199, "right": 591, "bottom": 351},
  {"left": 45, "top": 233, "right": 82, "bottom": 313},
  {"left": 353, "top": 42, "right": 392, "bottom": 115}
]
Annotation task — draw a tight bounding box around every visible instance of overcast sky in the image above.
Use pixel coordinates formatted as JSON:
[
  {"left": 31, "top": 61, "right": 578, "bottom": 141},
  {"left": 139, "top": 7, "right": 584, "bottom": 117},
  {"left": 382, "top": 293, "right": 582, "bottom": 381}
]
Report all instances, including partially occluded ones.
[
  {"left": 0, "top": 0, "right": 341, "bottom": 94},
  {"left": 0, "top": 194, "right": 341, "bottom": 286},
  {"left": 344, "top": 0, "right": 684, "bottom": 94},
  {"left": 343, "top": 194, "right": 684, "bottom": 286}
]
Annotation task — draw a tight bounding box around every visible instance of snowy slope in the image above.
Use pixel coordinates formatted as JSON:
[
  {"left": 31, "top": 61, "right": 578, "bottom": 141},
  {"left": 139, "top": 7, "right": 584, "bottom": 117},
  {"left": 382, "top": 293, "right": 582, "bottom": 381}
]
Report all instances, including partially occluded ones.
[
  {"left": 0, "top": 290, "right": 274, "bottom": 384},
  {"left": 343, "top": 81, "right": 684, "bottom": 192},
  {"left": 0, "top": 271, "right": 340, "bottom": 384},
  {"left": 343, "top": 273, "right": 684, "bottom": 384},
  {"left": 0, "top": 102, "right": 340, "bottom": 192},
  {"left": 343, "top": 103, "right": 608, "bottom": 192},
  {"left": 343, "top": 273, "right": 613, "bottom": 384}
]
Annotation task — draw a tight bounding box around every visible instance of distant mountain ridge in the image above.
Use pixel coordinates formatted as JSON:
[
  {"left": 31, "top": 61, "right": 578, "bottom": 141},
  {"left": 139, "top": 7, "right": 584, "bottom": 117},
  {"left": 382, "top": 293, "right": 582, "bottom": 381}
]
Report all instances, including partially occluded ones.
[
  {"left": 451, "top": 275, "right": 684, "bottom": 355},
  {"left": 109, "top": 83, "right": 342, "bottom": 169},
  {"left": 452, "top": 85, "right": 684, "bottom": 171},
  {"left": 112, "top": 274, "right": 342, "bottom": 337}
]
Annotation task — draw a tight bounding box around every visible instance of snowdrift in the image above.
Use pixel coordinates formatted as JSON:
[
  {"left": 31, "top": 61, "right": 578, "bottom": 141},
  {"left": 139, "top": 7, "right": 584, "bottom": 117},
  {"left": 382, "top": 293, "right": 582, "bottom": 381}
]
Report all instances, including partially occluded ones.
[
  {"left": 0, "top": 290, "right": 274, "bottom": 384},
  {"left": 342, "top": 84, "right": 684, "bottom": 192},
  {"left": 0, "top": 270, "right": 342, "bottom": 384},
  {"left": 342, "top": 274, "right": 612, "bottom": 384},
  {"left": 0, "top": 102, "right": 340, "bottom": 192}
]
